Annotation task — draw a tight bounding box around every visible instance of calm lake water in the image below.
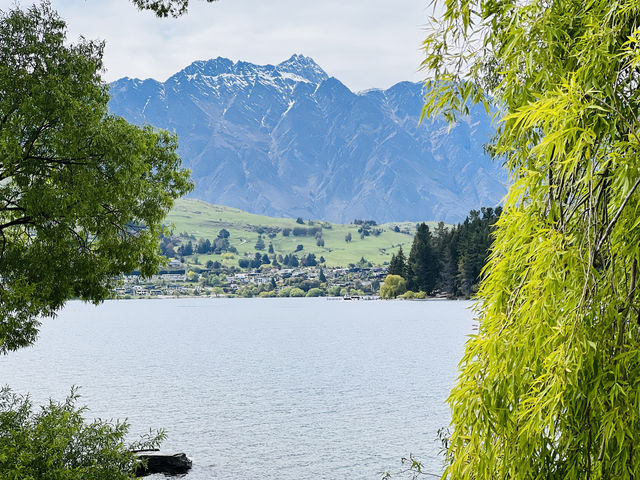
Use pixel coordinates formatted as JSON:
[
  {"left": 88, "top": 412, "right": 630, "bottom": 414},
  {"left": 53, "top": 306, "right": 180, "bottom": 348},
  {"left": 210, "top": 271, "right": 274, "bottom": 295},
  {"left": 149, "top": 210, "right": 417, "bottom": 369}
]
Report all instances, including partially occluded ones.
[{"left": 0, "top": 298, "right": 474, "bottom": 479}]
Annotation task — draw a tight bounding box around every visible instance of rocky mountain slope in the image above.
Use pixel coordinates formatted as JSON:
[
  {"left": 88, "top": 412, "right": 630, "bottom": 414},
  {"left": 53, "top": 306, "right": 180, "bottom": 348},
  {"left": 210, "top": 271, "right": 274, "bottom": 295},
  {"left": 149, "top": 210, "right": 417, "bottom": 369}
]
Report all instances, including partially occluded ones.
[{"left": 109, "top": 54, "right": 505, "bottom": 222}]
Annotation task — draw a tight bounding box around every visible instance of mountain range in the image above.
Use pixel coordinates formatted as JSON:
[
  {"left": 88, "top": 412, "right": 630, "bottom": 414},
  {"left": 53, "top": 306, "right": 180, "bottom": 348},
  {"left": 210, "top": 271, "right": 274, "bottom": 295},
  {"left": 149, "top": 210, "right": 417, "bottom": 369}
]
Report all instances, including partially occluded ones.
[{"left": 108, "top": 54, "right": 506, "bottom": 223}]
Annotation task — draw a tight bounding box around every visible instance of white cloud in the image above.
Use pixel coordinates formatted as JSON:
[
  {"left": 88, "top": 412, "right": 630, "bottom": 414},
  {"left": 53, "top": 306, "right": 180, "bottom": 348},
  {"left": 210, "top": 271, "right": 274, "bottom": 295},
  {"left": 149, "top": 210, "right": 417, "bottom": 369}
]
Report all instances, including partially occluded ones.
[{"left": 1, "top": 0, "right": 430, "bottom": 91}]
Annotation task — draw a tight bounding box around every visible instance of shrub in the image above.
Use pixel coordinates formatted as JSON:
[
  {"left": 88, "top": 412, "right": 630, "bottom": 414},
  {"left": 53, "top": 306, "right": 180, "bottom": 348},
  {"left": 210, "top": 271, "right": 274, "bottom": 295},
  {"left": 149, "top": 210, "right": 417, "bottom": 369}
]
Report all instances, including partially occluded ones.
[
  {"left": 277, "top": 287, "right": 292, "bottom": 297},
  {"left": 0, "top": 387, "right": 163, "bottom": 479},
  {"left": 400, "top": 290, "right": 427, "bottom": 300},
  {"left": 379, "top": 275, "right": 407, "bottom": 299}
]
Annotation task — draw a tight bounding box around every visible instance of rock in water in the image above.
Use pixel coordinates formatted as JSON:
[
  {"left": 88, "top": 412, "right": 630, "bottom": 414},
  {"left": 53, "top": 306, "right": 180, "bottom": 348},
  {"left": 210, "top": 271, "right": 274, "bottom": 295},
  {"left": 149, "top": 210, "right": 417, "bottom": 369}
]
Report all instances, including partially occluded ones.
[{"left": 134, "top": 451, "right": 192, "bottom": 476}]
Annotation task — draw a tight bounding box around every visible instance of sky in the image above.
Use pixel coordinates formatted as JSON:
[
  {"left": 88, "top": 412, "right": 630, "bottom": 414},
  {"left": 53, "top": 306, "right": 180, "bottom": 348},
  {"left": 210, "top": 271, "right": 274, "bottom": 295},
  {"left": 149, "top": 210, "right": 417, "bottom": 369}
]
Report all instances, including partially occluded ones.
[{"left": 0, "top": 0, "right": 434, "bottom": 92}]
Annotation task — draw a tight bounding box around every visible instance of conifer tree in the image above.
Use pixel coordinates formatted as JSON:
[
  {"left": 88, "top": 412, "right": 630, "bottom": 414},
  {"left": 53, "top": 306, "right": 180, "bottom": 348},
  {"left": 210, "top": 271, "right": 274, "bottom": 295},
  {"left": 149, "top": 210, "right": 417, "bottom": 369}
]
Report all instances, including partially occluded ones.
[
  {"left": 407, "top": 224, "right": 437, "bottom": 294},
  {"left": 319, "top": 268, "right": 327, "bottom": 283},
  {"left": 388, "top": 246, "right": 407, "bottom": 278}
]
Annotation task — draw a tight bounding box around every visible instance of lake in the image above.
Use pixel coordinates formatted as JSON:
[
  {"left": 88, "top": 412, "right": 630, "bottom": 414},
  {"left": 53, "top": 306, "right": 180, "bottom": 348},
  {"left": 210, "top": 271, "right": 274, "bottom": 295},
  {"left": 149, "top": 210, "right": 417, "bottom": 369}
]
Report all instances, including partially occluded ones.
[{"left": 0, "top": 298, "right": 474, "bottom": 479}]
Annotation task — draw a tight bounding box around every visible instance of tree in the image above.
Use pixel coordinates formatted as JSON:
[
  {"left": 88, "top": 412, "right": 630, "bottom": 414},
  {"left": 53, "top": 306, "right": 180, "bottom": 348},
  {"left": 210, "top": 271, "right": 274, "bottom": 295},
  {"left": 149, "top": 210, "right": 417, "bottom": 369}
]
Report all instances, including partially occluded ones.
[
  {"left": 379, "top": 275, "right": 406, "bottom": 299},
  {"left": 319, "top": 268, "right": 327, "bottom": 283},
  {"left": 180, "top": 240, "right": 194, "bottom": 256},
  {"left": 345, "top": 232, "right": 352, "bottom": 243},
  {"left": 250, "top": 253, "right": 262, "bottom": 269},
  {"left": 0, "top": 3, "right": 192, "bottom": 354},
  {"left": 212, "top": 236, "right": 229, "bottom": 253},
  {"left": 0, "top": 387, "right": 164, "bottom": 479},
  {"left": 406, "top": 224, "right": 437, "bottom": 294},
  {"left": 131, "top": 0, "right": 217, "bottom": 17},
  {"left": 303, "top": 253, "right": 317, "bottom": 266},
  {"left": 424, "top": 0, "right": 640, "bottom": 477},
  {"left": 254, "top": 236, "right": 265, "bottom": 250},
  {"left": 197, "top": 238, "right": 211, "bottom": 254},
  {"left": 388, "top": 246, "right": 407, "bottom": 278}
]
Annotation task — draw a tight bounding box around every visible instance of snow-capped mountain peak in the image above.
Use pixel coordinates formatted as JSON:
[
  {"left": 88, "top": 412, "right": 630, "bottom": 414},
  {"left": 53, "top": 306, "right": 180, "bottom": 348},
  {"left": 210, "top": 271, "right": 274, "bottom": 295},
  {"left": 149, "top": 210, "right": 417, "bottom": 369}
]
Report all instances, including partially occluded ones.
[{"left": 108, "top": 55, "right": 505, "bottom": 223}]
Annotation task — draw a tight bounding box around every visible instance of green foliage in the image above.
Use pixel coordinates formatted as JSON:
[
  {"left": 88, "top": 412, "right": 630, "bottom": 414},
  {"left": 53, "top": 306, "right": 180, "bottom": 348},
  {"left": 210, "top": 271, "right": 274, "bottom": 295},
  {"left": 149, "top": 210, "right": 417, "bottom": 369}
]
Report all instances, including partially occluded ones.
[
  {"left": 388, "top": 246, "right": 407, "bottom": 277},
  {"left": 319, "top": 268, "right": 327, "bottom": 283},
  {"left": 131, "top": 0, "right": 217, "bottom": 17},
  {"left": 303, "top": 253, "right": 317, "bottom": 266},
  {"left": 186, "top": 271, "right": 199, "bottom": 282},
  {"left": 327, "top": 285, "right": 341, "bottom": 296},
  {"left": 379, "top": 275, "right": 407, "bottom": 299},
  {"left": 165, "top": 199, "right": 437, "bottom": 268},
  {"left": 399, "top": 290, "right": 426, "bottom": 300},
  {"left": 0, "top": 3, "right": 192, "bottom": 353},
  {"left": 435, "top": 208, "right": 501, "bottom": 296},
  {"left": 425, "top": 0, "right": 640, "bottom": 477},
  {"left": 406, "top": 223, "right": 437, "bottom": 294},
  {"left": 0, "top": 386, "right": 164, "bottom": 479},
  {"left": 306, "top": 288, "right": 324, "bottom": 297}
]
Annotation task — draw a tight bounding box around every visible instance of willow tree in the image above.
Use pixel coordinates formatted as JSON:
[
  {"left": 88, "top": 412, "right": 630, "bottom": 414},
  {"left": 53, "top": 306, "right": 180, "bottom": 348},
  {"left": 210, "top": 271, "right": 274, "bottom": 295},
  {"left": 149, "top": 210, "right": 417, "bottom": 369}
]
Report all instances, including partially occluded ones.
[{"left": 423, "top": 0, "right": 640, "bottom": 477}]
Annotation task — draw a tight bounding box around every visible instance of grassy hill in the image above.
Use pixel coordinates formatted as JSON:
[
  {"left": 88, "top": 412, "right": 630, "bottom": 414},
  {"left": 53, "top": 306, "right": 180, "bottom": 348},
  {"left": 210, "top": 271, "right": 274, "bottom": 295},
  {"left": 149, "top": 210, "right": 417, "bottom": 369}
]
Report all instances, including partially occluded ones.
[{"left": 164, "top": 199, "right": 443, "bottom": 268}]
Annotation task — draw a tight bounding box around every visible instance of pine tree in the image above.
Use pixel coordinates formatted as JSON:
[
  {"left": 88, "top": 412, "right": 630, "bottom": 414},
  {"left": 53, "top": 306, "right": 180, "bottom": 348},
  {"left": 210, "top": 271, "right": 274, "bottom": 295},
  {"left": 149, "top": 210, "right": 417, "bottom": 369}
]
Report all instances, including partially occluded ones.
[
  {"left": 182, "top": 240, "right": 193, "bottom": 256},
  {"left": 387, "top": 246, "right": 407, "bottom": 278},
  {"left": 319, "top": 268, "right": 327, "bottom": 283},
  {"left": 407, "top": 223, "right": 437, "bottom": 294}
]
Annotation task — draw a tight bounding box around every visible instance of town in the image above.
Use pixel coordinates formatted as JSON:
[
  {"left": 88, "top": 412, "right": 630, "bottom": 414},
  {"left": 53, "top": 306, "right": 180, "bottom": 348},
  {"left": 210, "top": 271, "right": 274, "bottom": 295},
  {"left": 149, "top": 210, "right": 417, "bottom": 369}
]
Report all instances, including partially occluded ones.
[{"left": 115, "top": 259, "right": 388, "bottom": 298}]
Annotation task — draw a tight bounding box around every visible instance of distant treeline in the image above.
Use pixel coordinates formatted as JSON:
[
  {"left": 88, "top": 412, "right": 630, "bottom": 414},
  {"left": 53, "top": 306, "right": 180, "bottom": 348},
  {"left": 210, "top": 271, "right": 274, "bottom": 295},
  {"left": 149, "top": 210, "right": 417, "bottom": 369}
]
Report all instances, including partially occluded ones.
[
  {"left": 160, "top": 228, "right": 237, "bottom": 257},
  {"left": 388, "top": 207, "right": 502, "bottom": 297}
]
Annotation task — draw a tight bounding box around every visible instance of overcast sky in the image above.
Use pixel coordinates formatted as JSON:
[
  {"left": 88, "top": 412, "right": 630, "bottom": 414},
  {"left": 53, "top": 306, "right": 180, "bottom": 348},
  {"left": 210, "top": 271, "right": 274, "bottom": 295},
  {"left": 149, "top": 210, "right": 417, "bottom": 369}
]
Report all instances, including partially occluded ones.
[{"left": 1, "top": 0, "right": 433, "bottom": 92}]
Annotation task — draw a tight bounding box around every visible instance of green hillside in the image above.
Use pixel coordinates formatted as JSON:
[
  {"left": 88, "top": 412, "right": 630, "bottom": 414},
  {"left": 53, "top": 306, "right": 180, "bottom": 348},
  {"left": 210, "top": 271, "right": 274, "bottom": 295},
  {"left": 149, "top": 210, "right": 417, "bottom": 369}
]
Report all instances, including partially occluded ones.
[{"left": 164, "top": 198, "right": 443, "bottom": 267}]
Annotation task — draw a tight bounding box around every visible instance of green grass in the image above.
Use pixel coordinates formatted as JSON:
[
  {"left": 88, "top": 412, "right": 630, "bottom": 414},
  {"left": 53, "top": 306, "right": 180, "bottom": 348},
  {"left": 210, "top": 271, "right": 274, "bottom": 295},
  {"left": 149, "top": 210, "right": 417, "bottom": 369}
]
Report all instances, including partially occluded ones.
[{"left": 165, "top": 198, "right": 443, "bottom": 267}]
